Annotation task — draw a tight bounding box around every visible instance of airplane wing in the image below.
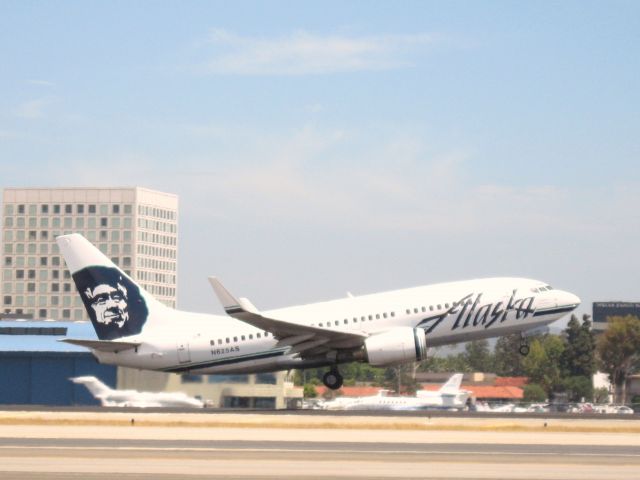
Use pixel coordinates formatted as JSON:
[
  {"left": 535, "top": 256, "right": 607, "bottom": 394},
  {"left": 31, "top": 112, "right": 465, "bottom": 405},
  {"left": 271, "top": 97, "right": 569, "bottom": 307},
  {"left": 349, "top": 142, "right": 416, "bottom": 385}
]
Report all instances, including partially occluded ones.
[
  {"left": 208, "top": 277, "right": 365, "bottom": 357},
  {"left": 60, "top": 338, "right": 140, "bottom": 353}
]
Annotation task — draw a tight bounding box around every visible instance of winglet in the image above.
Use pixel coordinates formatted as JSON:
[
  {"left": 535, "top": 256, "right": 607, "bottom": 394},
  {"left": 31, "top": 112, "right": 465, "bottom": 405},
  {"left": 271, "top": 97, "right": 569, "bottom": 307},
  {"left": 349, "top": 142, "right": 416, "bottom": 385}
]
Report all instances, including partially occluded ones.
[{"left": 208, "top": 277, "right": 259, "bottom": 315}]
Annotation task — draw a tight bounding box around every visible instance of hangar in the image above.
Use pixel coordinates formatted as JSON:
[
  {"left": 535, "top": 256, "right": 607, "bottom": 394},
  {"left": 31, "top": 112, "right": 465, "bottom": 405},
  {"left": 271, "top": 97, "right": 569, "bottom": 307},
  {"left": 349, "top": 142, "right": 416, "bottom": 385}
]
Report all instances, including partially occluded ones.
[{"left": 0, "top": 319, "right": 116, "bottom": 405}]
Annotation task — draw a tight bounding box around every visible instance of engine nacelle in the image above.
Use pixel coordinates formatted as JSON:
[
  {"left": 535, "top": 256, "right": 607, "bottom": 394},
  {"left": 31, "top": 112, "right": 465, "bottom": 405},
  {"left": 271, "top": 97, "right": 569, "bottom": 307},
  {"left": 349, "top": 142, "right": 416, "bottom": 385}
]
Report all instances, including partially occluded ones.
[{"left": 364, "top": 327, "right": 428, "bottom": 366}]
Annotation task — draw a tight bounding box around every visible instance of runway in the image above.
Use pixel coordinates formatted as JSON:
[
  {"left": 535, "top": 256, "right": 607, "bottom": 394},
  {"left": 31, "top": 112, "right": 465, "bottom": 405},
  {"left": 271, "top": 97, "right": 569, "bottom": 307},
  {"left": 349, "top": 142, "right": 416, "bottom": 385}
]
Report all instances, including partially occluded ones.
[{"left": 0, "top": 413, "right": 638, "bottom": 479}]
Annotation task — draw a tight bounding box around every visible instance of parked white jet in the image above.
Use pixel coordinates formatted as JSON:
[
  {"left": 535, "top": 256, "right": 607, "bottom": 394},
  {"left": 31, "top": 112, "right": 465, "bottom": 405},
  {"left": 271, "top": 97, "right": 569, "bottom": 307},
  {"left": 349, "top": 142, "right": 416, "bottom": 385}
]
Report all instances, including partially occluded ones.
[
  {"left": 70, "top": 376, "right": 205, "bottom": 408},
  {"left": 57, "top": 234, "right": 580, "bottom": 390},
  {"left": 323, "top": 373, "right": 469, "bottom": 411}
]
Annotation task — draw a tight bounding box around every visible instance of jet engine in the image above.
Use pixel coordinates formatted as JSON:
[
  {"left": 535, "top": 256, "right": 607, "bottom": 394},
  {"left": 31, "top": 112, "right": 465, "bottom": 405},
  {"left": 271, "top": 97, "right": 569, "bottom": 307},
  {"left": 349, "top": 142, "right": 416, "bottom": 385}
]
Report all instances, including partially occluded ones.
[{"left": 364, "top": 327, "right": 428, "bottom": 366}]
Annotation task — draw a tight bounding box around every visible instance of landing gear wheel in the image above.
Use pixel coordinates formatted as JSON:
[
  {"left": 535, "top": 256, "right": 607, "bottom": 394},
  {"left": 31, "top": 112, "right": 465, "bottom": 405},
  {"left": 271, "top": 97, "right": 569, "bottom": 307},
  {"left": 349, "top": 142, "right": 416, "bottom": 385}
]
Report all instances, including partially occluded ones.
[
  {"left": 322, "top": 368, "right": 344, "bottom": 390},
  {"left": 519, "top": 344, "right": 530, "bottom": 356}
]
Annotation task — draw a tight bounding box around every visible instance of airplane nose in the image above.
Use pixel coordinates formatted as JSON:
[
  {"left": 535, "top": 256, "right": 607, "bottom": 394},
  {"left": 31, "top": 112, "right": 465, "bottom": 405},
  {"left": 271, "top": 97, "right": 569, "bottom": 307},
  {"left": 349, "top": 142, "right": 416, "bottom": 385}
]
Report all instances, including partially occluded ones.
[{"left": 559, "top": 290, "right": 581, "bottom": 309}]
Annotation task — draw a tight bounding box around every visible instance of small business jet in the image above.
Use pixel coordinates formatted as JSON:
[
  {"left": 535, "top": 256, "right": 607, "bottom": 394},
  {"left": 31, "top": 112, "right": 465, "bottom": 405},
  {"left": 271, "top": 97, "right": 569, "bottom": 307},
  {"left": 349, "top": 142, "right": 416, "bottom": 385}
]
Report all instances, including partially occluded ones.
[
  {"left": 57, "top": 234, "right": 580, "bottom": 390},
  {"left": 70, "top": 376, "right": 205, "bottom": 408},
  {"left": 323, "top": 373, "right": 469, "bottom": 411}
]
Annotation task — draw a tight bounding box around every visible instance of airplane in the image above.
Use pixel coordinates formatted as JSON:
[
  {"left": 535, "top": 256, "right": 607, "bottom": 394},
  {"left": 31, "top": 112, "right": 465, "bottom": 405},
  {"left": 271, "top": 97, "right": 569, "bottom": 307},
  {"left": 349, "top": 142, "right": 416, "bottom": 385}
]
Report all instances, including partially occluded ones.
[
  {"left": 70, "top": 376, "right": 205, "bottom": 408},
  {"left": 57, "top": 233, "right": 581, "bottom": 390},
  {"left": 322, "top": 373, "right": 470, "bottom": 411}
]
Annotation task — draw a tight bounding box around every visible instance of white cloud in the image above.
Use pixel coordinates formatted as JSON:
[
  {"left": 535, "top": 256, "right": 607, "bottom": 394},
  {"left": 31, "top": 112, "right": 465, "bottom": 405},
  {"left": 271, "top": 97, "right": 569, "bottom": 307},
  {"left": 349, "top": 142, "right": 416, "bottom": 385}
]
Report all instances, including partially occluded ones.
[
  {"left": 15, "top": 97, "right": 55, "bottom": 119},
  {"left": 27, "top": 79, "right": 55, "bottom": 87},
  {"left": 199, "top": 29, "right": 437, "bottom": 75}
]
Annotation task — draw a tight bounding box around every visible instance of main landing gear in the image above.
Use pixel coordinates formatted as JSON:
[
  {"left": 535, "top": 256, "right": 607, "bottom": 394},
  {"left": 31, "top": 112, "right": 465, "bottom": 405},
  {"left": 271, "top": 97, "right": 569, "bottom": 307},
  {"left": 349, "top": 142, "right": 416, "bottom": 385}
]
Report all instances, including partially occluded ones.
[{"left": 322, "top": 366, "right": 344, "bottom": 390}]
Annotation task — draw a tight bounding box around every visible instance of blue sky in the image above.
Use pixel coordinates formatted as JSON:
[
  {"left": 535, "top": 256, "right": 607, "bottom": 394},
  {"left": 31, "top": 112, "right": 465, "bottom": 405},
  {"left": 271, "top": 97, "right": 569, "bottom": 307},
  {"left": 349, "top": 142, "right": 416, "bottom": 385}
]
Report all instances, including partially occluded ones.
[{"left": 1, "top": 1, "right": 638, "bottom": 323}]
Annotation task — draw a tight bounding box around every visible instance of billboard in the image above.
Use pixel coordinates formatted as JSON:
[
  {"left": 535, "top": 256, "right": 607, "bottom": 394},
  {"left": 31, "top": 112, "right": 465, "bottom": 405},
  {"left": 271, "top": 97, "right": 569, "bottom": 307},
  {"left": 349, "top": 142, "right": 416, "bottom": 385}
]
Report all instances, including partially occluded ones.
[{"left": 592, "top": 302, "right": 640, "bottom": 327}]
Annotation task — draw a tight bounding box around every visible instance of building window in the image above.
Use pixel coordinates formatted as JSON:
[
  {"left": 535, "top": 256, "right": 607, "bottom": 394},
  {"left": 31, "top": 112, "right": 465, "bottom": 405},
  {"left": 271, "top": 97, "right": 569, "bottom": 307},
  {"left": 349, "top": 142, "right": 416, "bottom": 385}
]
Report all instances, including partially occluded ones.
[
  {"left": 17, "top": 205, "right": 25, "bottom": 214},
  {"left": 28, "top": 270, "right": 36, "bottom": 279},
  {"left": 77, "top": 204, "right": 84, "bottom": 214},
  {"left": 53, "top": 204, "right": 60, "bottom": 214},
  {"left": 62, "top": 309, "right": 71, "bottom": 319},
  {"left": 255, "top": 373, "right": 277, "bottom": 385},
  {"left": 41, "top": 205, "right": 49, "bottom": 214},
  {"left": 124, "top": 204, "right": 132, "bottom": 214},
  {"left": 112, "top": 205, "right": 120, "bottom": 214},
  {"left": 51, "top": 284, "right": 59, "bottom": 292},
  {"left": 16, "top": 270, "right": 24, "bottom": 279},
  {"left": 180, "top": 374, "right": 202, "bottom": 383},
  {"left": 27, "top": 283, "right": 35, "bottom": 292},
  {"left": 3, "top": 296, "right": 11, "bottom": 305},
  {"left": 64, "top": 205, "right": 72, "bottom": 214},
  {"left": 88, "top": 204, "right": 96, "bottom": 213},
  {"left": 40, "top": 257, "right": 47, "bottom": 266},
  {"left": 100, "top": 218, "right": 108, "bottom": 227},
  {"left": 4, "top": 257, "right": 11, "bottom": 266}
]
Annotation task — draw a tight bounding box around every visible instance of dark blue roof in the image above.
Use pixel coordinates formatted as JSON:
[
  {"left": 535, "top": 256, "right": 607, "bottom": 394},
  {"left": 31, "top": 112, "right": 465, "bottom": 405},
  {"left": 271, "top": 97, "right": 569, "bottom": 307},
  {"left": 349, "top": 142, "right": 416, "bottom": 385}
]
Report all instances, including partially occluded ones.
[{"left": 0, "top": 320, "right": 97, "bottom": 352}]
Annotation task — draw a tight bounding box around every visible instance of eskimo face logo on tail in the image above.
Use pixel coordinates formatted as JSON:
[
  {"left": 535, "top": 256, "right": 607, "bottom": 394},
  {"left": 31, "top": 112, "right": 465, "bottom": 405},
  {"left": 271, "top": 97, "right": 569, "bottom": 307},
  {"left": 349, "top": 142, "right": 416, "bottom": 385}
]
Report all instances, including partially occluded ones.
[{"left": 72, "top": 266, "right": 148, "bottom": 340}]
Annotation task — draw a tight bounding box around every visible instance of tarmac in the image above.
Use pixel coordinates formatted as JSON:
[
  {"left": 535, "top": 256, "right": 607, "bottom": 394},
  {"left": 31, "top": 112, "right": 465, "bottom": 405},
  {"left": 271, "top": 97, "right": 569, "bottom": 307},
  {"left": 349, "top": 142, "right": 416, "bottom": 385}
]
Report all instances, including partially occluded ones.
[{"left": 0, "top": 410, "right": 638, "bottom": 479}]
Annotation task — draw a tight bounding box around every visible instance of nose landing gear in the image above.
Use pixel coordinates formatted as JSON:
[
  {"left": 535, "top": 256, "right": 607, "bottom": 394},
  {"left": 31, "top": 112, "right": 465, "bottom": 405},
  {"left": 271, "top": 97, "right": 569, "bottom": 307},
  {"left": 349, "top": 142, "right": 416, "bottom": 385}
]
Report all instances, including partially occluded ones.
[
  {"left": 322, "top": 367, "right": 344, "bottom": 390},
  {"left": 519, "top": 333, "right": 530, "bottom": 356}
]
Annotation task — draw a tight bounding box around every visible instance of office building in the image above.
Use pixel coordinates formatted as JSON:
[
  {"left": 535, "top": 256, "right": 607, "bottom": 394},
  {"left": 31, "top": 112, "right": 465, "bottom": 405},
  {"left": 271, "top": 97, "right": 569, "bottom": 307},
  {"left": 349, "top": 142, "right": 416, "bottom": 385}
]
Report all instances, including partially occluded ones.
[{"left": 2, "top": 187, "right": 178, "bottom": 320}]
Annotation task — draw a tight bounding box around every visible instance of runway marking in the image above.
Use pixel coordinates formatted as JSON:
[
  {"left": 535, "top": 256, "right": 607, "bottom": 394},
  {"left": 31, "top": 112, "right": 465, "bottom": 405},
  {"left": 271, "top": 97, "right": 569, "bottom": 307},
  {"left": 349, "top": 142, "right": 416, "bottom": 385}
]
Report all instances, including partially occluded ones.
[{"left": 1, "top": 445, "right": 640, "bottom": 458}]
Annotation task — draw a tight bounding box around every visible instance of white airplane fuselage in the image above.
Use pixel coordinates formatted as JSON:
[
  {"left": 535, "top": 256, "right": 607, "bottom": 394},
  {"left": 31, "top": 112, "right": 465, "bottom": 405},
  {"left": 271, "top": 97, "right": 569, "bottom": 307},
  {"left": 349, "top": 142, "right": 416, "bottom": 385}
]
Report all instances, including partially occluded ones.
[{"left": 90, "top": 277, "right": 578, "bottom": 375}]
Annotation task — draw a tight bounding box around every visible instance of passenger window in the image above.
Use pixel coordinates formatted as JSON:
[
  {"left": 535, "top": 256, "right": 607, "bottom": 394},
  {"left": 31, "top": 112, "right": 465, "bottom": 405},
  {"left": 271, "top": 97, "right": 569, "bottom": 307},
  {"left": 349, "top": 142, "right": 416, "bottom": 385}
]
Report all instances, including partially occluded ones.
[
  {"left": 445, "top": 303, "right": 449, "bottom": 308},
  {"left": 218, "top": 339, "right": 222, "bottom": 345},
  {"left": 383, "top": 313, "right": 387, "bottom": 319},
  {"left": 234, "top": 336, "right": 238, "bottom": 342},
  {"left": 335, "top": 320, "right": 339, "bottom": 326},
  {"left": 353, "top": 317, "right": 357, "bottom": 323},
  {"left": 226, "top": 338, "right": 230, "bottom": 343},
  {"left": 437, "top": 305, "right": 442, "bottom": 310},
  {"left": 249, "top": 334, "right": 253, "bottom": 340},
  {"left": 241, "top": 335, "right": 245, "bottom": 341},
  {"left": 368, "top": 315, "right": 373, "bottom": 321},
  {"left": 376, "top": 314, "right": 380, "bottom": 319},
  {"left": 344, "top": 319, "right": 348, "bottom": 324},
  {"left": 210, "top": 340, "right": 214, "bottom": 345},
  {"left": 319, "top": 322, "right": 323, "bottom": 327},
  {"left": 406, "top": 309, "right": 410, "bottom": 314},
  {"left": 430, "top": 305, "right": 434, "bottom": 311},
  {"left": 361, "top": 316, "right": 366, "bottom": 321},
  {"left": 414, "top": 308, "right": 418, "bottom": 313},
  {"left": 257, "top": 333, "right": 261, "bottom": 338},
  {"left": 390, "top": 312, "right": 395, "bottom": 317}
]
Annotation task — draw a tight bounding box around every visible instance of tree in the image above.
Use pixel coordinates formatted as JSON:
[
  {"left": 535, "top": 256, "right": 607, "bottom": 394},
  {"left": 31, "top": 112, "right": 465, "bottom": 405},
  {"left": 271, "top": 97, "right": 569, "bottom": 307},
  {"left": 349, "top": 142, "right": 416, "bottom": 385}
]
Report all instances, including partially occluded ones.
[
  {"left": 494, "top": 334, "right": 525, "bottom": 376},
  {"left": 303, "top": 383, "right": 318, "bottom": 398},
  {"left": 560, "top": 314, "right": 596, "bottom": 401},
  {"left": 522, "top": 335, "right": 565, "bottom": 395},
  {"left": 597, "top": 315, "right": 640, "bottom": 404},
  {"left": 523, "top": 383, "right": 547, "bottom": 402},
  {"left": 562, "top": 376, "right": 593, "bottom": 402},
  {"left": 463, "top": 339, "right": 494, "bottom": 372},
  {"left": 383, "top": 363, "right": 418, "bottom": 394},
  {"left": 562, "top": 314, "right": 596, "bottom": 378}
]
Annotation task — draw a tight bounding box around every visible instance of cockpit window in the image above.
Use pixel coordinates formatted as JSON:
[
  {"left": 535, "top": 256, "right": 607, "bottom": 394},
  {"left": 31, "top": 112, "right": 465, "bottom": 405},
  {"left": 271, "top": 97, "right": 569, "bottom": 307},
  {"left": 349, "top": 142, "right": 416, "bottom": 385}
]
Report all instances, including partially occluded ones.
[{"left": 532, "top": 285, "right": 554, "bottom": 293}]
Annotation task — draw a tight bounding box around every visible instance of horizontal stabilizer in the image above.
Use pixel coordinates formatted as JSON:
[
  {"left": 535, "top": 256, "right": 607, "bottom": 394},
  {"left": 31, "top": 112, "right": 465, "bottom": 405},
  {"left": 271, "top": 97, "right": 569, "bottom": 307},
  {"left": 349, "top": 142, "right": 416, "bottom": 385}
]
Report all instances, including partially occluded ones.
[{"left": 60, "top": 338, "right": 140, "bottom": 353}]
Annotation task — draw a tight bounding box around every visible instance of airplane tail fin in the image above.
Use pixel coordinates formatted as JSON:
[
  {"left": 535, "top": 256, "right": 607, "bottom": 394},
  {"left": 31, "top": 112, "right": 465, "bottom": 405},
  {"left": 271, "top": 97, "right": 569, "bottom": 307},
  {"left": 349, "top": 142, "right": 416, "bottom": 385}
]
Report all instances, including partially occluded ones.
[
  {"left": 70, "top": 376, "right": 113, "bottom": 398},
  {"left": 438, "top": 373, "right": 464, "bottom": 395},
  {"left": 57, "top": 233, "right": 168, "bottom": 340}
]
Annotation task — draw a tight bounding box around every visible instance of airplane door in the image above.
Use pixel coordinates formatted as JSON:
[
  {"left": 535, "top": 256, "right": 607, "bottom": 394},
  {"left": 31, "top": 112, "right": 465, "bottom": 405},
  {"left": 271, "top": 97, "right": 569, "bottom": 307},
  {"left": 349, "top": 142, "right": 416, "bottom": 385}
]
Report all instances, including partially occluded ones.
[{"left": 177, "top": 341, "right": 191, "bottom": 364}]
